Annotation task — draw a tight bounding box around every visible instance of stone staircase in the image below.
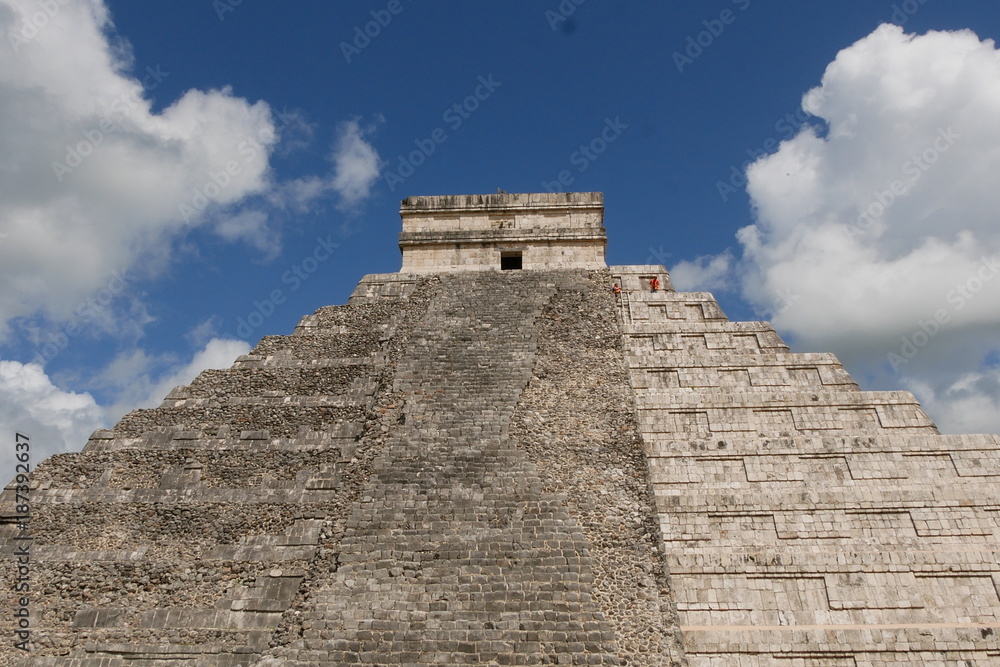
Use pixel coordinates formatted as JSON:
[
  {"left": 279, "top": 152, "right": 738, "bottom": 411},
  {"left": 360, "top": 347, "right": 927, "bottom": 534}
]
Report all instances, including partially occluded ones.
[{"left": 257, "top": 270, "right": 684, "bottom": 665}]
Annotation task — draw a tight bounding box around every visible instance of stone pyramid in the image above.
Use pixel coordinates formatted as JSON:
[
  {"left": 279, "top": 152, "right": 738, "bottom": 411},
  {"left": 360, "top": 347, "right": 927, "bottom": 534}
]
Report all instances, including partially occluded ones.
[{"left": 2, "top": 192, "right": 999, "bottom": 666}]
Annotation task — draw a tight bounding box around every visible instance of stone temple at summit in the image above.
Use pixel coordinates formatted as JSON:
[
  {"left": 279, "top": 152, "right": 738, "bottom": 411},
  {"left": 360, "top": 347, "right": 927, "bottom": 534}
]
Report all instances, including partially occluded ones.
[{"left": 3, "top": 191, "right": 1000, "bottom": 665}]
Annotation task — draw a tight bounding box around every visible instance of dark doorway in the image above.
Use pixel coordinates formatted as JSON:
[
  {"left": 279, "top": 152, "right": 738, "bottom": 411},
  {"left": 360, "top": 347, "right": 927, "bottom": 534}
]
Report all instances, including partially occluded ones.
[{"left": 501, "top": 252, "right": 523, "bottom": 270}]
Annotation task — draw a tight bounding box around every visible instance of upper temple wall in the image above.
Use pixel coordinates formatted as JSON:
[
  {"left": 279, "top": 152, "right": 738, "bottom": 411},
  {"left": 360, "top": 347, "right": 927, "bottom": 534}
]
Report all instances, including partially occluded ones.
[{"left": 398, "top": 192, "right": 607, "bottom": 273}]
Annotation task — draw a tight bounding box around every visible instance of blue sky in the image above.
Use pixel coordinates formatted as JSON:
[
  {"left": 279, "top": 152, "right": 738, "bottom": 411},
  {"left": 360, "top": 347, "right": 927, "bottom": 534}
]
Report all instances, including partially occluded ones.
[{"left": 3, "top": 0, "right": 1000, "bottom": 478}]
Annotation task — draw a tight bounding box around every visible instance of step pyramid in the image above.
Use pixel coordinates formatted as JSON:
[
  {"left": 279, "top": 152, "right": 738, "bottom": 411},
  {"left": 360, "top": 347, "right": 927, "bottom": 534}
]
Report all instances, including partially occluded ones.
[{"left": 2, "top": 192, "right": 998, "bottom": 666}]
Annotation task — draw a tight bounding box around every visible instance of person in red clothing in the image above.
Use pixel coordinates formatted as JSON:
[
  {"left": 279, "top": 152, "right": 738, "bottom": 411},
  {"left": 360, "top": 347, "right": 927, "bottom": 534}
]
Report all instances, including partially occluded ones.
[
  {"left": 649, "top": 276, "right": 659, "bottom": 292},
  {"left": 612, "top": 283, "right": 622, "bottom": 297}
]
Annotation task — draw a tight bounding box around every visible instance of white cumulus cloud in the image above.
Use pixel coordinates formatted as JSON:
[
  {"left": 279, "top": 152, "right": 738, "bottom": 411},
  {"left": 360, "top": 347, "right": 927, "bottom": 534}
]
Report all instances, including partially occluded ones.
[
  {"left": 686, "top": 24, "right": 1000, "bottom": 434},
  {"left": 214, "top": 209, "right": 280, "bottom": 260},
  {"left": 330, "top": 118, "right": 383, "bottom": 208},
  {"left": 906, "top": 369, "right": 1000, "bottom": 435},
  {"left": 670, "top": 250, "right": 735, "bottom": 292},
  {"left": 0, "top": 0, "right": 384, "bottom": 475},
  {"left": 0, "top": 360, "right": 105, "bottom": 483},
  {"left": 0, "top": 1, "right": 386, "bottom": 342},
  {"left": 0, "top": 0, "right": 278, "bottom": 333},
  {"left": 266, "top": 118, "right": 383, "bottom": 216}
]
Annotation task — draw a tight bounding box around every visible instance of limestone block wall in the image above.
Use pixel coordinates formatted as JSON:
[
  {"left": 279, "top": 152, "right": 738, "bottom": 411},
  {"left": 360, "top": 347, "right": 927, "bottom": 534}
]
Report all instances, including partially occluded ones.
[
  {"left": 398, "top": 192, "right": 607, "bottom": 273},
  {"left": 612, "top": 264, "right": 1000, "bottom": 666},
  {"left": 399, "top": 239, "right": 606, "bottom": 273},
  {"left": 399, "top": 192, "right": 605, "bottom": 234}
]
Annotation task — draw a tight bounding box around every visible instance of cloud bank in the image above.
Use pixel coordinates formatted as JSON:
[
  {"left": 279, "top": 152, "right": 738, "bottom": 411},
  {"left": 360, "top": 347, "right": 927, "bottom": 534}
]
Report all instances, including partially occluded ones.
[
  {"left": 701, "top": 24, "right": 1000, "bottom": 433},
  {"left": 0, "top": 0, "right": 383, "bottom": 470},
  {"left": 0, "top": 0, "right": 385, "bottom": 333},
  {"left": 0, "top": 0, "right": 277, "bottom": 328}
]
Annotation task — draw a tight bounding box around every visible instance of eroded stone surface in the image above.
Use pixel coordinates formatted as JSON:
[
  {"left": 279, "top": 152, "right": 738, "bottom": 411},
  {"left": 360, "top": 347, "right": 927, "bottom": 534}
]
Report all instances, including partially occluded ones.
[
  {"left": 1, "top": 270, "right": 684, "bottom": 666},
  {"left": 257, "top": 271, "right": 665, "bottom": 665},
  {"left": 0, "top": 278, "right": 440, "bottom": 665},
  {"left": 509, "top": 272, "right": 686, "bottom": 666}
]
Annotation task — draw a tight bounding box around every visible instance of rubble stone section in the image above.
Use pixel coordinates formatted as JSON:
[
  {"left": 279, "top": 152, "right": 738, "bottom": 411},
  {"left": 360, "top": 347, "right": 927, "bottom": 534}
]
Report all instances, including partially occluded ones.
[
  {"left": 508, "top": 272, "right": 686, "bottom": 666},
  {"left": 0, "top": 276, "right": 439, "bottom": 666},
  {"left": 399, "top": 192, "right": 607, "bottom": 273},
  {"left": 612, "top": 264, "right": 1000, "bottom": 666}
]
